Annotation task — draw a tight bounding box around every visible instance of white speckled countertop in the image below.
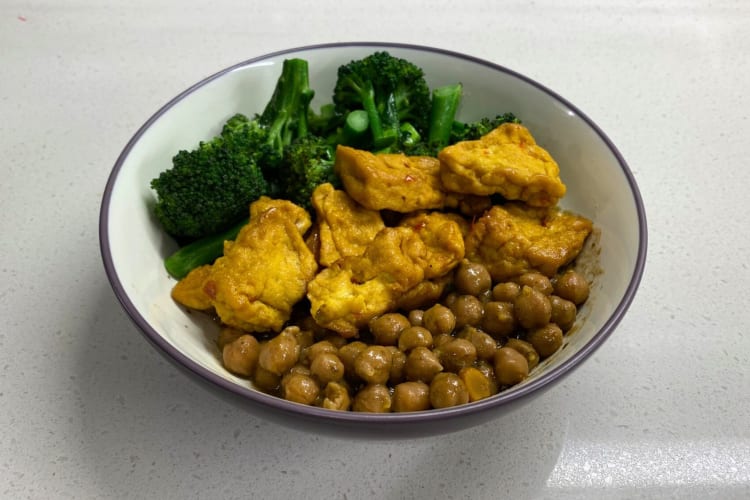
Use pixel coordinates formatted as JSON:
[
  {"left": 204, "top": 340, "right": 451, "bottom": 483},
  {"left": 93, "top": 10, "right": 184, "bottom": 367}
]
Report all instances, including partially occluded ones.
[{"left": 2, "top": 1, "right": 749, "bottom": 498}]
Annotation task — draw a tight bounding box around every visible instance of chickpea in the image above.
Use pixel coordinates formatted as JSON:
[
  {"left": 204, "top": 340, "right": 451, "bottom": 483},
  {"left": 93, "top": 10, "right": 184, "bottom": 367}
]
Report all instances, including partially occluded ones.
[
  {"left": 392, "top": 381, "right": 431, "bottom": 412},
  {"left": 429, "top": 372, "right": 469, "bottom": 408},
  {"left": 433, "top": 333, "right": 454, "bottom": 349},
  {"left": 292, "top": 328, "right": 315, "bottom": 350},
  {"left": 504, "top": 338, "right": 540, "bottom": 371},
  {"left": 481, "top": 301, "right": 516, "bottom": 338},
  {"left": 517, "top": 272, "right": 553, "bottom": 295},
  {"left": 217, "top": 326, "right": 246, "bottom": 350},
  {"left": 320, "top": 381, "right": 351, "bottom": 411},
  {"left": 494, "top": 347, "right": 529, "bottom": 386},
  {"left": 258, "top": 327, "right": 301, "bottom": 376},
  {"left": 437, "top": 338, "right": 477, "bottom": 373},
  {"left": 281, "top": 372, "right": 320, "bottom": 405},
  {"left": 422, "top": 304, "right": 456, "bottom": 336},
  {"left": 222, "top": 334, "right": 260, "bottom": 377},
  {"left": 321, "top": 334, "right": 348, "bottom": 349},
  {"left": 300, "top": 340, "right": 338, "bottom": 366},
  {"left": 450, "top": 295, "right": 485, "bottom": 329},
  {"left": 454, "top": 260, "right": 492, "bottom": 296},
  {"left": 458, "top": 326, "right": 498, "bottom": 361},
  {"left": 354, "top": 346, "right": 393, "bottom": 385},
  {"left": 459, "top": 366, "right": 496, "bottom": 402},
  {"left": 310, "top": 352, "right": 345, "bottom": 384},
  {"left": 526, "top": 323, "right": 564, "bottom": 359},
  {"left": 554, "top": 270, "right": 590, "bottom": 305},
  {"left": 408, "top": 309, "right": 425, "bottom": 327},
  {"left": 337, "top": 341, "right": 368, "bottom": 379},
  {"left": 353, "top": 384, "right": 392, "bottom": 413},
  {"left": 549, "top": 295, "right": 577, "bottom": 332},
  {"left": 473, "top": 360, "right": 499, "bottom": 395},
  {"left": 253, "top": 365, "right": 281, "bottom": 392},
  {"left": 514, "top": 286, "right": 552, "bottom": 329},
  {"left": 404, "top": 346, "right": 444, "bottom": 383},
  {"left": 492, "top": 281, "right": 521, "bottom": 302},
  {"left": 387, "top": 346, "right": 407, "bottom": 384},
  {"left": 442, "top": 292, "right": 458, "bottom": 309},
  {"left": 369, "top": 313, "right": 410, "bottom": 346},
  {"left": 398, "top": 326, "right": 434, "bottom": 352}
]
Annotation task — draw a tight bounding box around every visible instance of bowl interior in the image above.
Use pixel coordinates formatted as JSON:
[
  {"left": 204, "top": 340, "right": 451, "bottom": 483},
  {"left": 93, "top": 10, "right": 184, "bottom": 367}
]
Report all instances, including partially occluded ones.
[{"left": 101, "top": 43, "right": 646, "bottom": 422}]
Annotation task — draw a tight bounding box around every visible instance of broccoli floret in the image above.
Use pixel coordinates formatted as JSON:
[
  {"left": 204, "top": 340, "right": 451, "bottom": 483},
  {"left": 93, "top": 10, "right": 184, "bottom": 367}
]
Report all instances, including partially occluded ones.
[
  {"left": 450, "top": 113, "right": 521, "bottom": 143},
  {"left": 333, "top": 51, "right": 431, "bottom": 151},
  {"left": 280, "top": 136, "right": 340, "bottom": 210},
  {"left": 150, "top": 114, "right": 270, "bottom": 240},
  {"left": 151, "top": 58, "right": 315, "bottom": 243}
]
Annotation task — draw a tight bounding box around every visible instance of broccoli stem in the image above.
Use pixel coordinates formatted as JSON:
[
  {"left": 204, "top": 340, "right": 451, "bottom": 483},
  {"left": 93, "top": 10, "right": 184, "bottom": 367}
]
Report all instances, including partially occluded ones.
[
  {"left": 164, "top": 217, "right": 248, "bottom": 279},
  {"left": 261, "top": 58, "right": 315, "bottom": 152},
  {"left": 341, "top": 109, "right": 369, "bottom": 145},
  {"left": 427, "top": 83, "right": 463, "bottom": 149}
]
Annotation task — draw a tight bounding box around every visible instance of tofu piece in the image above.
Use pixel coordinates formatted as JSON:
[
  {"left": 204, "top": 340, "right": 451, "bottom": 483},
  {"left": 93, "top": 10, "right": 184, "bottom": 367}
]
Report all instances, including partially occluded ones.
[
  {"left": 334, "top": 145, "right": 445, "bottom": 212},
  {"left": 465, "top": 203, "right": 592, "bottom": 280},
  {"left": 307, "top": 213, "right": 465, "bottom": 337},
  {"left": 438, "top": 123, "right": 566, "bottom": 207},
  {"left": 310, "top": 183, "right": 385, "bottom": 267},
  {"left": 171, "top": 197, "right": 318, "bottom": 333}
]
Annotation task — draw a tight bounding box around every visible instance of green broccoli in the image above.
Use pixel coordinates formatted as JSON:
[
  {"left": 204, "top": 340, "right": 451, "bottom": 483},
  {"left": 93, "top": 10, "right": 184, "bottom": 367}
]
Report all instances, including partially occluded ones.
[
  {"left": 150, "top": 58, "right": 314, "bottom": 242},
  {"left": 280, "top": 136, "right": 340, "bottom": 210},
  {"left": 332, "top": 51, "right": 431, "bottom": 151},
  {"left": 150, "top": 114, "right": 270, "bottom": 241},
  {"left": 450, "top": 112, "right": 521, "bottom": 143}
]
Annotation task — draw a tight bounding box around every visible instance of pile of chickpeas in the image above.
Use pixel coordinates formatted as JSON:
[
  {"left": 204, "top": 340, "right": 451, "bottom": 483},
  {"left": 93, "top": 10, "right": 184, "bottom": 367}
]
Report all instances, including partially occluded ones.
[{"left": 219, "top": 260, "right": 590, "bottom": 412}]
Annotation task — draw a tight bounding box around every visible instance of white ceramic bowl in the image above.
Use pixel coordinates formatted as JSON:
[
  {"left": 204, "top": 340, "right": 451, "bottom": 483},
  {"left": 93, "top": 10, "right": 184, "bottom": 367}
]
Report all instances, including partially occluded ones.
[{"left": 100, "top": 43, "right": 647, "bottom": 437}]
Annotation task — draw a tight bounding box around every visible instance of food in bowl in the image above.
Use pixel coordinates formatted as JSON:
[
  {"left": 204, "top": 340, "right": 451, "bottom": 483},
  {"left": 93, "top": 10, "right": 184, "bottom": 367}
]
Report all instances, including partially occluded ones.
[{"left": 152, "top": 50, "right": 596, "bottom": 412}]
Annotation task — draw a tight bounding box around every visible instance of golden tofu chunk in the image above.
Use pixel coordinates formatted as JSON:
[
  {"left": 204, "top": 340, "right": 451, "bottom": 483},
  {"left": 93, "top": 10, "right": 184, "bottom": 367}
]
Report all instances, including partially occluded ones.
[
  {"left": 171, "top": 264, "right": 213, "bottom": 311},
  {"left": 465, "top": 203, "right": 592, "bottom": 280},
  {"left": 439, "top": 123, "right": 566, "bottom": 207},
  {"left": 172, "top": 197, "right": 318, "bottom": 333},
  {"left": 311, "top": 183, "right": 385, "bottom": 267},
  {"left": 334, "top": 145, "right": 445, "bottom": 212},
  {"left": 308, "top": 213, "right": 465, "bottom": 337}
]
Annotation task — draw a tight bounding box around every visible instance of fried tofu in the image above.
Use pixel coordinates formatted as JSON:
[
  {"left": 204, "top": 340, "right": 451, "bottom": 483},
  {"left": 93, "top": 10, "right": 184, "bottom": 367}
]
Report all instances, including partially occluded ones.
[
  {"left": 465, "top": 203, "right": 592, "bottom": 280},
  {"left": 334, "top": 145, "right": 446, "bottom": 212},
  {"left": 307, "top": 212, "right": 465, "bottom": 337},
  {"left": 310, "top": 183, "right": 385, "bottom": 267},
  {"left": 171, "top": 197, "right": 318, "bottom": 333},
  {"left": 439, "top": 123, "right": 566, "bottom": 207}
]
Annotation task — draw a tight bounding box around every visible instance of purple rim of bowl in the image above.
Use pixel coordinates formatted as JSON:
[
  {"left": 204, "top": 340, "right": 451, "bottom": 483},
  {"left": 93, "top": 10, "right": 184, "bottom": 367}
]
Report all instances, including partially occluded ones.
[{"left": 99, "top": 41, "right": 648, "bottom": 425}]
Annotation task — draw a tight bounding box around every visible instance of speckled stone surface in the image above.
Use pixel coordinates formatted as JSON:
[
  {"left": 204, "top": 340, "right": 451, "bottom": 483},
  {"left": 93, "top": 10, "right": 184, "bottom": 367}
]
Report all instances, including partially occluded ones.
[{"left": 1, "top": 1, "right": 749, "bottom": 498}]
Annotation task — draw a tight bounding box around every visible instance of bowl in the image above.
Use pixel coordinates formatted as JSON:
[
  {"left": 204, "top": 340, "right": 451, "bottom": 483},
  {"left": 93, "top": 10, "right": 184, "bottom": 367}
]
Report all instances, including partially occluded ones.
[{"left": 99, "top": 42, "right": 647, "bottom": 437}]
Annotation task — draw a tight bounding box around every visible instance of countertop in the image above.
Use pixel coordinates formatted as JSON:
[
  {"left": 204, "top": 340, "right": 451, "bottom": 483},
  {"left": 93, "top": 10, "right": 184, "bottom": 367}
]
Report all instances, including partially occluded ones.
[{"left": 2, "top": 1, "right": 748, "bottom": 498}]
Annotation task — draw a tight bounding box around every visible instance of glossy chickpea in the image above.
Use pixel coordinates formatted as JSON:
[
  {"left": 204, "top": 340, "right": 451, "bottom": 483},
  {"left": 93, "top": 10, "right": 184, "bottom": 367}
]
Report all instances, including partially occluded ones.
[
  {"left": 408, "top": 309, "right": 425, "bottom": 327},
  {"left": 300, "top": 340, "right": 337, "bottom": 366},
  {"left": 387, "top": 346, "right": 407, "bottom": 384},
  {"left": 473, "top": 360, "right": 500, "bottom": 395},
  {"left": 353, "top": 384, "right": 392, "bottom": 413},
  {"left": 222, "top": 334, "right": 260, "bottom": 377},
  {"left": 517, "top": 272, "right": 554, "bottom": 295},
  {"left": 459, "top": 366, "right": 496, "bottom": 402},
  {"left": 281, "top": 372, "right": 320, "bottom": 405},
  {"left": 494, "top": 347, "right": 529, "bottom": 386},
  {"left": 392, "top": 381, "right": 431, "bottom": 412},
  {"left": 369, "top": 313, "right": 411, "bottom": 346},
  {"left": 514, "top": 286, "right": 552, "bottom": 329},
  {"left": 320, "top": 381, "right": 351, "bottom": 411},
  {"left": 450, "top": 295, "right": 485, "bottom": 329},
  {"left": 404, "top": 346, "right": 444, "bottom": 383},
  {"left": 253, "top": 365, "right": 281, "bottom": 392},
  {"left": 433, "top": 333, "right": 454, "bottom": 349},
  {"left": 354, "top": 346, "right": 393, "bottom": 385},
  {"left": 429, "top": 372, "right": 469, "bottom": 408},
  {"left": 504, "top": 338, "right": 540, "bottom": 371},
  {"left": 423, "top": 304, "right": 456, "bottom": 336},
  {"left": 258, "top": 327, "right": 301, "bottom": 376},
  {"left": 554, "top": 270, "right": 590, "bottom": 305},
  {"left": 458, "top": 326, "right": 498, "bottom": 361},
  {"left": 398, "top": 326, "right": 433, "bottom": 352},
  {"left": 454, "top": 260, "right": 492, "bottom": 296},
  {"left": 437, "top": 338, "right": 478, "bottom": 373},
  {"left": 492, "top": 282, "right": 521, "bottom": 302},
  {"left": 310, "top": 352, "right": 345, "bottom": 384},
  {"left": 337, "top": 341, "right": 368, "bottom": 379},
  {"left": 217, "top": 326, "right": 246, "bottom": 350},
  {"left": 481, "top": 301, "right": 516, "bottom": 338},
  {"left": 526, "top": 323, "right": 564, "bottom": 359},
  {"left": 549, "top": 295, "right": 577, "bottom": 332}
]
